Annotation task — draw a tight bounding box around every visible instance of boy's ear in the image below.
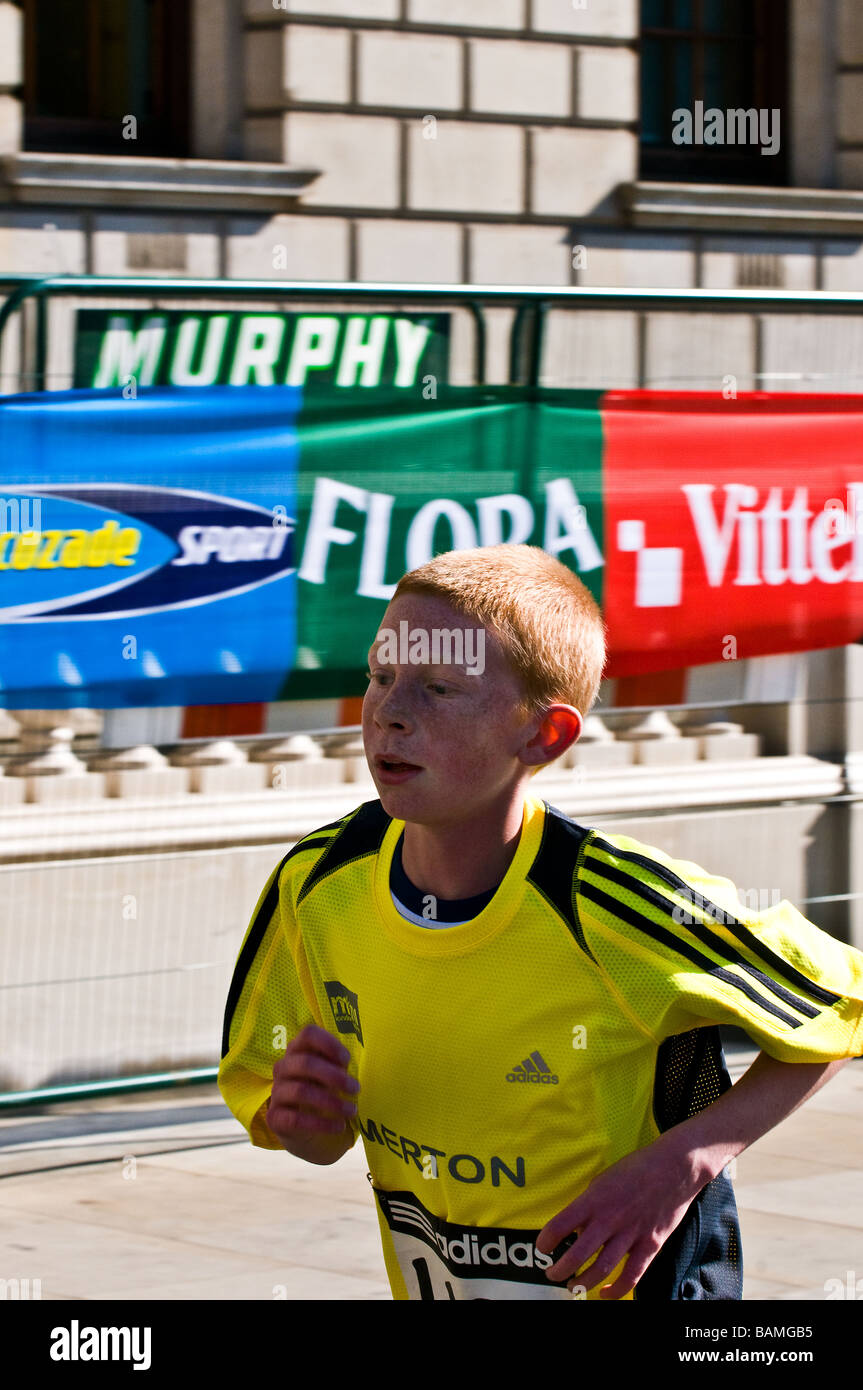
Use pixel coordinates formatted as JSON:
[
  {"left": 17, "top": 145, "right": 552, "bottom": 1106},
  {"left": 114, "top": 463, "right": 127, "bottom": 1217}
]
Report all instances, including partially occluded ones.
[{"left": 520, "top": 705, "right": 582, "bottom": 769}]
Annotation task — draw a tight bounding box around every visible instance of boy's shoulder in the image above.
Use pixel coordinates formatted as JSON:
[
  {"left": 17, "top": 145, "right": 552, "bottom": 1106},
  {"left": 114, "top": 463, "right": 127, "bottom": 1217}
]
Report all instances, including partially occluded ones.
[{"left": 276, "top": 798, "right": 392, "bottom": 893}]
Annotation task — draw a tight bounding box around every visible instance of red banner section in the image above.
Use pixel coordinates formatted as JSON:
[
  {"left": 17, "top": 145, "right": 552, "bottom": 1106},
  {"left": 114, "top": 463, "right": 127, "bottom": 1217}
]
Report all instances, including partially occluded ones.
[{"left": 602, "top": 392, "right": 863, "bottom": 677}]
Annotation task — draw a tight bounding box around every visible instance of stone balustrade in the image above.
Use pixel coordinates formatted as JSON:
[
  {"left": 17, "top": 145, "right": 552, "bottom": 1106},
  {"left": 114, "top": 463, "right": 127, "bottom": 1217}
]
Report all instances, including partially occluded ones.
[
  {"left": 1, "top": 690, "right": 859, "bottom": 1094},
  {"left": 0, "top": 703, "right": 769, "bottom": 809}
]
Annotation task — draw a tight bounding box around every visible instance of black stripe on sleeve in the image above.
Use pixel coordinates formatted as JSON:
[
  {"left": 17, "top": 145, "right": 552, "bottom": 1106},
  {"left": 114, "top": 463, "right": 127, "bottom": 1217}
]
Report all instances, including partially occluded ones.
[
  {"left": 587, "top": 856, "right": 821, "bottom": 1021},
  {"left": 578, "top": 878, "right": 805, "bottom": 1030},
  {"left": 219, "top": 824, "right": 346, "bottom": 1060},
  {"left": 586, "top": 835, "right": 842, "bottom": 1008}
]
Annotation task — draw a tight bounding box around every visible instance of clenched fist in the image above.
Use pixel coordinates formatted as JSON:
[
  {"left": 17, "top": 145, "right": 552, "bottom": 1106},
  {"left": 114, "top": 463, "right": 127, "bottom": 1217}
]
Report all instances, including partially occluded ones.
[{"left": 266, "top": 1024, "right": 361, "bottom": 1165}]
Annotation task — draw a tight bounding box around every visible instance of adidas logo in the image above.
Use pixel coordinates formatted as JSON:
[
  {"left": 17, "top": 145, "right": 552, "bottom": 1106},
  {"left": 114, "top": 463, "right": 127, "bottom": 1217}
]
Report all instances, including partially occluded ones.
[{"left": 506, "top": 1051, "right": 559, "bottom": 1085}]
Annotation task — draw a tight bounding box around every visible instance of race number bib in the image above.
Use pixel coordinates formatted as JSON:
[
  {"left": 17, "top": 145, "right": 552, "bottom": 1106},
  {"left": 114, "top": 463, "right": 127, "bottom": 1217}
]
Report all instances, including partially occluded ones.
[{"left": 375, "top": 1188, "right": 572, "bottom": 1301}]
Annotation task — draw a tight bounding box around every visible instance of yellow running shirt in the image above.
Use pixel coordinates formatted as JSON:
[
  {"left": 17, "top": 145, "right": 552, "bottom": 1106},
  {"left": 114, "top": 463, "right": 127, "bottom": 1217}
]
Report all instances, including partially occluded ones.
[{"left": 218, "top": 794, "right": 863, "bottom": 1301}]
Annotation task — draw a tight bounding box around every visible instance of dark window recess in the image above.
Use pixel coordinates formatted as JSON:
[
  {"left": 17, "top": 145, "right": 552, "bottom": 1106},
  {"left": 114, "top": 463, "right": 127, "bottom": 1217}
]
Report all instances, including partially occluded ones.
[
  {"left": 24, "top": 0, "right": 190, "bottom": 157},
  {"left": 640, "top": 0, "right": 788, "bottom": 185}
]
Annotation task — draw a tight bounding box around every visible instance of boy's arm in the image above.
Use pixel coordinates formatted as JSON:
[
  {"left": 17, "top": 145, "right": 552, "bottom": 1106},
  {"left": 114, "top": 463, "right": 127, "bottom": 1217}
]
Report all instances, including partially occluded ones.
[
  {"left": 537, "top": 1050, "right": 853, "bottom": 1299},
  {"left": 553, "top": 830, "right": 863, "bottom": 1297},
  {"left": 218, "top": 841, "right": 360, "bottom": 1162}
]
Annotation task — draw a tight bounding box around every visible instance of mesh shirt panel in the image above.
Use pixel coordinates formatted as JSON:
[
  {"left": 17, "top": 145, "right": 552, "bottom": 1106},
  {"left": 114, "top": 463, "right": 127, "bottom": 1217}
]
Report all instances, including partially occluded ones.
[
  {"left": 635, "top": 1028, "right": 743, "bottom": 1301},
  {"left": 218, "top": 826, "right": 346, "bottom": 1148},
  {"left": 577, "top": 832, "right": 863, "bottom": 1062}
]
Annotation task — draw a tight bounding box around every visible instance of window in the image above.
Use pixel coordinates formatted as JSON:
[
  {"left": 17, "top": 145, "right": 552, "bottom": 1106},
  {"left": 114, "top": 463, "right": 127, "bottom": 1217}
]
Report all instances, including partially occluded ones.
[
  {"left": 24, "top": 0, "right": 190, "bottom": 157},
  {"left": 640, "top": 0, "right": 788, "bottom": 184}
]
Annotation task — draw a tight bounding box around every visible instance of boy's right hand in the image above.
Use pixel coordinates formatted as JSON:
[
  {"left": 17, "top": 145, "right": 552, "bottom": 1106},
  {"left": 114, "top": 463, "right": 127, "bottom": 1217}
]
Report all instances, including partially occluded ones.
[{"left": 266, "top": 1024, "right": 360, "bottom": 1162}]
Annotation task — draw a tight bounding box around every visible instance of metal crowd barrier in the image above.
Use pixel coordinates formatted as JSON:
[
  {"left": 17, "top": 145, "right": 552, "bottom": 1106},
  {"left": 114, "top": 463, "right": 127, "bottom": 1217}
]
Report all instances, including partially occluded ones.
[
  {"left": 4, "top": 275, "right": 863, "bottom": 390},
  {"left": 3, "top": 275, "right": 863, "bottom": 1111}
]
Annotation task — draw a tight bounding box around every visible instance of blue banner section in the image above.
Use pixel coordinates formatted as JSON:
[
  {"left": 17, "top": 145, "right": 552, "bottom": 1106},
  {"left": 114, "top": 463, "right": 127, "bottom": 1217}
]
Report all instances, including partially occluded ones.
[{"left": 0, "top": 388, "right": 300, "bottom": 708}]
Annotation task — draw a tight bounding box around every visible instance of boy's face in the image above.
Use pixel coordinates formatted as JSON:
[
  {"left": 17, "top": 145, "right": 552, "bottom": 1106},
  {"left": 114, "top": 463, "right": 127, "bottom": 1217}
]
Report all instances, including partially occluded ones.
[{"left": 363, "top": 591, "right": 548, "bottom": 826}]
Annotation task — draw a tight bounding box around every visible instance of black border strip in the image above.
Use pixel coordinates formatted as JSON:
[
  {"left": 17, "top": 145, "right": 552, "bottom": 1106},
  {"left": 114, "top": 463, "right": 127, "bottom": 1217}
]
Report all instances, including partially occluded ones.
[
  {"left": 297, "top": 799, "right": 392, "bottom": 906},
  {"left": 525, "top": 803, "right": 596, "bottom": 961}
]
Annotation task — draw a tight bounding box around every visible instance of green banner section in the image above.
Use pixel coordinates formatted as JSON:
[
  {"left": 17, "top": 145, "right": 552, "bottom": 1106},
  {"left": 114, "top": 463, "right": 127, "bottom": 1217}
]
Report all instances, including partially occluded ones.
[
  {"left": 75, "top": 309, "right": 450, "bottom": 391},
  {"left": 281, "top": 386, "right": 605, "bottom": 700}
]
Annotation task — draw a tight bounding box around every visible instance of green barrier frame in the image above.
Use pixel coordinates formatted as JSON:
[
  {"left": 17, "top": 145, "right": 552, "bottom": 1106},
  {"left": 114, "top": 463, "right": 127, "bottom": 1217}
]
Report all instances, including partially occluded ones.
[
  {"left": 5, "top": 276, "right": 863, "bottom": 392},
  {"left": 0, "top": 1070, "right": 218, "bottom": 1110},
  {"left": 4, "top": 274, "right": 863, "bottom": 1111}
]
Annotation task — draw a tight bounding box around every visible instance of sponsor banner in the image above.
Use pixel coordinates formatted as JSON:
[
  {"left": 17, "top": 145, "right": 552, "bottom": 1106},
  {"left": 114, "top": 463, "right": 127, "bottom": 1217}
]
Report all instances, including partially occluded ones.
[
  {"left": 5, "top": 383, "right": 863, "bottom": 707},
  {"left": 0, "top": 388, "right": 299, "bottom": 708},
  {"left": 74, "top": 309, "right": 450, "bottom": 391},
  {"left": 279, "top": 385, "right": 604, "bottom": 700},
  {"left": 602, "top": 391, "right": 863, "bottom": 675}
]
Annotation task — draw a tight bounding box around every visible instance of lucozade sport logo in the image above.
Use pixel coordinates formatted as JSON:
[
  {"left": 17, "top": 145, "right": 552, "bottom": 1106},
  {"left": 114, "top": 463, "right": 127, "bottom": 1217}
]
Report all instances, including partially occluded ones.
[{"left": 0, "top": 485, "right": 295, "bottom": 621}]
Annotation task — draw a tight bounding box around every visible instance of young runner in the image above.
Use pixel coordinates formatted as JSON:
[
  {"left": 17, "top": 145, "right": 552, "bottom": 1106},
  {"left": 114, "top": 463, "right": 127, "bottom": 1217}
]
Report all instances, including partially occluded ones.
[{"left": 218, "top": 544, "right": 863, "bottom": 1300}]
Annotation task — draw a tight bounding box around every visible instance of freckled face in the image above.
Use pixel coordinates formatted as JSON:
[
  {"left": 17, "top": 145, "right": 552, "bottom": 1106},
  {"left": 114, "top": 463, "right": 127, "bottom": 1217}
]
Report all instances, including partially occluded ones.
[{"left": 362, "top": 593, "right": 534, "bottom": 827}]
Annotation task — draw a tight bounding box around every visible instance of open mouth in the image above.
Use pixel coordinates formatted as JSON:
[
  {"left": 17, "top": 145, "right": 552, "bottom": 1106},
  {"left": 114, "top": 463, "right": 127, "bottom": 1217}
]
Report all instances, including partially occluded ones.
[{"left": 377, "top": 757, "right": 423, "bottom": 773}]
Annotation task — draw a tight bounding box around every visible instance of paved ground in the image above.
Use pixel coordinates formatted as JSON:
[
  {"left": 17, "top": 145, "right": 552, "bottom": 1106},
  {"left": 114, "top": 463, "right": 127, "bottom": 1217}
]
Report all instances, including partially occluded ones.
[{"left": 1, "top": 1045, "right": 861, "bottom": 1301}]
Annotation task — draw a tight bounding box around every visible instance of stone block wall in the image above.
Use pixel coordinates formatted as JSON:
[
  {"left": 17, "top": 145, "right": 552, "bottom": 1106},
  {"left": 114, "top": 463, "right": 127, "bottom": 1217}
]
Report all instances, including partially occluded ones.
[{"left": 5, "top": 1, "right": 863, "bottom": 396}]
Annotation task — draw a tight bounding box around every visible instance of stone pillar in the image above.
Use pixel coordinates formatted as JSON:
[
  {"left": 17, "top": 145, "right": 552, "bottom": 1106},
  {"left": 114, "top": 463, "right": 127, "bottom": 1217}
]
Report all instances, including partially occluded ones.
[
  {"left": 87, "top": 744, "right": 189, "bottom": 799},
  {"left": 675, "top": 716, "right": 761, "bottom": 761},
  {"left": 614, "top": 709, "right": 698, "bottom": 765},
  {"left": 249, "top": 733, "right": 344, "bottom": 790},
  {"left": 0, "top": 707, "right": 24, "bottom": 805},
  {"left": 800, "top": 644, "right": 863, "bottom": 948},
  {"left": 320, "top": 730, "right": 375, "bottom": 786},
  {"left": 167, "top": 740, "right": 267, "bottom": 794},
  {"left": 565, "top": 713, "right": 633, "bottom": 769},
  {"left": 790, "top": 0, "right": 837, "bottom": 188},
  {"left": 836, "top": 0, "right": 863, "bottom": 189},
  {"left": 192, "top": 0, "right": 244, "bottom": 159},
  {"left": 806, "top": 645, "right": 863, "bottom": 760},
  {"left": 0, "top": 707, "right": 21, "bottom": 751},
  {"left": 6, "top": 710, "right": 106, "bottom": 803},
  {"left": 0, "top": 3, "right": 23, "bottom": 155}
]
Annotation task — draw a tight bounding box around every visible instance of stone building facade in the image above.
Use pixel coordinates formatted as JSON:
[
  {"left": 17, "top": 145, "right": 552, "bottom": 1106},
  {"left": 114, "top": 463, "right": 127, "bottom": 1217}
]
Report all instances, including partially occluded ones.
[{"left": 0, "top": 1, "right": 861, "bottom": 315}]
